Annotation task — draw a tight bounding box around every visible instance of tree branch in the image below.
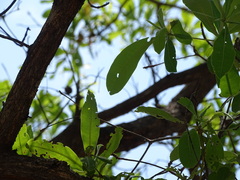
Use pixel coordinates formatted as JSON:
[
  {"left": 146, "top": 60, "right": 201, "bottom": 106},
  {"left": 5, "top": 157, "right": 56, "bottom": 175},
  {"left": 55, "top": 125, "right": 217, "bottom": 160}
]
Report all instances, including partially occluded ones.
[
  {"left": 98, "top": 63, "right": 212, "bottom": 121},
  {"left": 0, "top": 0, "right": 85, "bottom": 152},
  {"left": 53, "top": 63, "right": 216, "bottom": 155}
]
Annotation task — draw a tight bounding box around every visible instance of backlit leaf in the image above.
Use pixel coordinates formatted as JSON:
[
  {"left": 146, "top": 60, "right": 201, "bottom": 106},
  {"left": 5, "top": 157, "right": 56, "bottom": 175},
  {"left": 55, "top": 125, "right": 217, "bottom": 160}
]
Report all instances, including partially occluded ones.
[
  {"left": 81, "top": 91, "right": 100, "bottom": 154},
  {"left": 98, "top": 127, "right": 123, "bottom": 172},
  {"left": 106, "top": 38, "right": 153, "bottom": 95},
  {"left": 12, "top": 124, "right": 33, "bottom": 155},
  {"left": 27, "top": 139, "right": 84, "bottom": 174}
]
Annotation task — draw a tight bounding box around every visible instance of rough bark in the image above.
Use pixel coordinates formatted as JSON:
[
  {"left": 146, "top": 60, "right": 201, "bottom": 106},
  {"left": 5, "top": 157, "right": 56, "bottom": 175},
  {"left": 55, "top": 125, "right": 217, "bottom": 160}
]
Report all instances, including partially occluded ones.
[{"left": 0, "top": 152, "right": 90, "bottom": 180}]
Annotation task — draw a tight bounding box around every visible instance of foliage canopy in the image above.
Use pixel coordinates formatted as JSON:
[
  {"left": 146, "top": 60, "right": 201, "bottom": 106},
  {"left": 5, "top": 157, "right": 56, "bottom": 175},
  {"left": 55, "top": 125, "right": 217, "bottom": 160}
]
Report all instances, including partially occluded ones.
[{"left": 1, "top": 0, "right": 240, "bottom": 179}]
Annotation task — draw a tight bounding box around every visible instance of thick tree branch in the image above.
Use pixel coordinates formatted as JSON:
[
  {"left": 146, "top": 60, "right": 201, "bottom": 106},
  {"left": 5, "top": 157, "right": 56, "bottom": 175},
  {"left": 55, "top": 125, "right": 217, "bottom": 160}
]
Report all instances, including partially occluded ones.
[
  {"left": 98, "top": 63, "right": 211, "bottom": 121},
  {"left": 0, "top": 152, "right": 90, "bottom": 180},
  {"left": 0, "top": 0, "right": 85, "bottom": 152},
  {"left": 53, "top": 63, "right": 216, "bottom": 155}
]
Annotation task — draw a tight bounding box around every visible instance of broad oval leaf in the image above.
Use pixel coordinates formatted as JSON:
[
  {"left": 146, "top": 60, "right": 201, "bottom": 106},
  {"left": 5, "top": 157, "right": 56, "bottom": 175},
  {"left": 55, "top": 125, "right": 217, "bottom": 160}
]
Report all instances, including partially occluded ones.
[
  {"left": 164, "top": 38, "right": 177, "bottom": 72},
  {"left": 170, "top": 19, "right": 192, "bottom": 44},
  {"left": 81, "top": 91, "right": 100, "bottom": 154},
  {"left": 211, "top": 27, "right": 235, "bottom": 79},
  {"left": 106, "top": 38, "right": 153, "bottom": 95},
  {"left": 179, "top": 129, "right": 201, "bottom": 168},
  {"left": 153, "top": 28, "right": 167, "bottom": 54},
  {"left": 98, "top": 127, "right": 123, "bottom": 172}
]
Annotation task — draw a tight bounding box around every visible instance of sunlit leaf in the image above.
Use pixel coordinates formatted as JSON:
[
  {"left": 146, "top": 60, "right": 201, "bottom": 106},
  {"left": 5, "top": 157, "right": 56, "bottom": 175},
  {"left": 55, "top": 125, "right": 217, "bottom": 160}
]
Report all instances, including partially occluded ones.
[
  {"left": 106, "top": 38, "right": 153, "bottom": 95},
  {"left": 164, "top": 38, "right": 177, "bottom": 72},
  {"left": 81, "top": 91, "right": 100, "bottom": 154},
  {"left": 153, "top": 28, "right": 167, "bottom": 54},
  {"left": 179, "top": 129, "right": 201, "bottom": 168},
  {"left": 12, "top": 124, "right": 33, "bottom": 155},
  {"left": 211, "top": 27, "right": 235, "bottom": 79},
  {"left": 98, "top": 127, "right": 123, "bottom": 172},
  {"left": 170, "top": 19, "right": 192, "bottom": 44},
  {"left": 27, "top": 139, "right": 84, "bottom": 174},
  {"left": 100, "top": 127, "right": 123, "bottom": 158},
  {"left": 136, "top": 106, "right": 183, "bottom": 123}
]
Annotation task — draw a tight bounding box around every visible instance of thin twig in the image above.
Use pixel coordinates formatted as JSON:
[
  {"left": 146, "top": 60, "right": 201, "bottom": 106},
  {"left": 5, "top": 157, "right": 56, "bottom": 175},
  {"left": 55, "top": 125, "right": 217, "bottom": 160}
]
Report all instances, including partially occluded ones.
[
  {"left": 0, "top": 0, "right": 17, "bottom": 16},
  {"left": 87, "top": 0, "right": 109, "bottom": 9},
  {"left": 0, "top": 34, "right": 30, "bottom": 47}
]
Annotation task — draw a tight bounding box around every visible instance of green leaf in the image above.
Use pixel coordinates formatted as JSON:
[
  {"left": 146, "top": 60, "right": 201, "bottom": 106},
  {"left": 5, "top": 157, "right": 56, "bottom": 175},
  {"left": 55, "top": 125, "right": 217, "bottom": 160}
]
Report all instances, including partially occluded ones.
[
  {"left": 178, "top": 97, "right": 197, "bottom": 117},
  {"left": 170, "top": 145, "right": 179, "bottom": 161},
  {"left": 106, "top": 38, "right": 153, "bottom": 95},
  {"left": 218, "top": 66, "right": 240, "bottom": 97},
  {"left": 227, "top": 4, "right": 240, "bottom": 33},
  {"left": 183, "top": 0, "right": 219, "bottom": 35},
  {"left": 135, "top": 106, "right": 183, "bottom": 123},
  {"left": 211, "top": 27, "right": 235, "bottom": 79},
  {"left": 209, "top": 167, "right": 235, "bottom": 180},
  {"left": 157, "top": 8, "right": 165, "bottom": 28},
  {"left": 12, "top": 124, "right": 33, "bottom": 155},
  {"left": 27, "top": 139, "right": 84, "bottom": 174},
  {"left": 98, "top": 127, "right": 123, "bottom": 172},
  {"left": 100, "top": 127, "right": 123, "bottom": 158},
  {"left": 82, "top": 156, "right": 96, "bottom": 176},
  {"left": 205, "top": 134, "right": 224, "bottom": 172},
  {"left": 179, "top": 129, "right": 201, "bottom": 168},
  {"left": 224, "top": 0, "right": 240, "bottom": 33},
  {"left": 232, "top": 94, "right": 240, "bottom": 112},
  {"left": 164, "top": 38, "right": 177, "bottom": 72},
  {"left": 170, "top": 20, "right": 192, "bottom": 44},
  {"left": 81, "top": 91, "right": 100, "bottom": 154},
  {"left": 153, "top": 28, "right": 167, "bottom": 54}
]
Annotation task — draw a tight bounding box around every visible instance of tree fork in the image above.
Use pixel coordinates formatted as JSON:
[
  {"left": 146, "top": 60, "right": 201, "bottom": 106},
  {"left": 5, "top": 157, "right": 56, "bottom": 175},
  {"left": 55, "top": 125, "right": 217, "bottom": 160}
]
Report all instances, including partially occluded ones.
[{"left": 0, "top": 0, "right": 85, "bottom": 152}]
